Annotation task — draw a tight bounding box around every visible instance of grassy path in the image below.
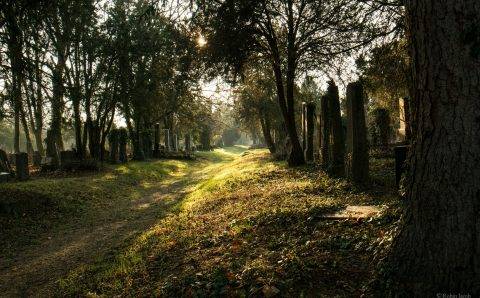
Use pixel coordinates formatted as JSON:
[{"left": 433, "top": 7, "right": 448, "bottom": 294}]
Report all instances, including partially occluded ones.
[{"left": 0, "top": 147, "right": 245, "bottom": 297}]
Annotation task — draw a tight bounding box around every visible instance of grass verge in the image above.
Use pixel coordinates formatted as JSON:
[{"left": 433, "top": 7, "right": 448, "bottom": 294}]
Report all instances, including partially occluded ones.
[{"left": 56, "top": 149, "right": 401, "bottom": 297}]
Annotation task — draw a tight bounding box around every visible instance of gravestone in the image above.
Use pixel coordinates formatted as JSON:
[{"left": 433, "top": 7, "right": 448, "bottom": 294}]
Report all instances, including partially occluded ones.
[
  {"left": 320, "top": 95, "right": 330, "bottom": 167},
  {"left": 60, "top": 150, "right": 76, "bottom": 170},
  {"left": 118, "top": 128, "right": 128, "bottom": 163},
  {"left": 328, "top": 81, "right": 345, "bottom": 176},
  {"left": 109, "top": 129, "right": 119, "bottom": 164},
  {"left": 15, "top": 152, "right": 29, "bottom": 181},
  {"left": 398, "top": 97, "right": 412, "bottom": 142},
  {"left": 394, "top": 145, "right": 409, "bottom": 188},
  {"left": 303, "top": 102, "right": 316, "bottom": 163},
  {"left": 185, "top": 133, "right": 191, "bottom": 152},
  {"left": 301, "top": 102, "right": 307, "bottom": 151},
  {"left": 154, "top": 123, "right": 160, "bottom": 157},
  {"left": 33, "top": 151, "right": 42, "bottom": 167},
  {"left": 163, "top": 129, "right": 171, "bottom": 151},
  {"left": 346, "top": 81, "right": 369, "bottom": 184},
  {"left": 172, "top": 134, "right": 178, "bottom": 151}
]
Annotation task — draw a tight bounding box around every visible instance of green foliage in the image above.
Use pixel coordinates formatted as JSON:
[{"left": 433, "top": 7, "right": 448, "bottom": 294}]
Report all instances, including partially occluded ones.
[
  {"left": 369, "top": 108, "right": 392, "bottom": 147},
  {"left": 357, "top": 39, "right": 410, "bottom": 122},
  {"left": 221, "top": 128, "right": 240, "bottom": 146}
]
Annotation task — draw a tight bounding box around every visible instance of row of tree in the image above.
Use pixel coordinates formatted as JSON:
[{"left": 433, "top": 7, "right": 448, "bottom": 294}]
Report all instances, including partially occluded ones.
[{"left": 0, "top": 0, "right": 212, "bottom": 163}]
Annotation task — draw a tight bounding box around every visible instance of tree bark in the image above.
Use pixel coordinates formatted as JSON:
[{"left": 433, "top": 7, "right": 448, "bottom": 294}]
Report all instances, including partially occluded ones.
[
  {"left": 259, "top": 111, "right": 276, "bottom": 154},
  {"left": 385, "top": 1, "right": 480, "bottom": 295}
]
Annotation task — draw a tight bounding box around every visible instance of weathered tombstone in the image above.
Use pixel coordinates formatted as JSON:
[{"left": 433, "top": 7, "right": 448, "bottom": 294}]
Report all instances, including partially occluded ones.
[
  {"left": 394, "top": 145, "right": 409, "bottom": 188},
  {"left": 33, "top": 151, "right": 42, "bottom": 167},
  {"left": 320, "top": 95, "right": 330, "bottom": 167},
  {"left": 328, "top": 81, "right": 345, "bottom": 176},
  {"left": 45, "top": 129, "right": 60, "bottom": 168},
  {"left": 118, "top": 128, "right": 128, "bottom": 163},
  {"left": 142, "top": 130, "right": 152, "bottom": 158},
  {"left": 172, "top": 134, "right": 178, "bottom": 152},
  {"left": 163, "top": 129, "right": 171, "bottom": 151},
  {"left": 15, "top": 152, "right": 29, "bottom": 181},
  {"left": 398, "top": 97, "right": 412, "bottom": 142},
  {"left": 154, "top": 123, "right": 160, "bottom": 157},
  {"left": 303, "top": 102, "right": 316, "bottom": 163},
  {"left": 185, "top": 133, "right": 192, "bottom": 152},
  {"left": 60, "top": 150, "right": 76, "bottom": 170},
  {"left": 301, "top": 102, "right": 307, "bottom": 151},
  {"left": 346, "top": 81, "right": 369, "bottom": 184},
  {"left": 108, "top": 129, "right": 119, "bottom": 164}
]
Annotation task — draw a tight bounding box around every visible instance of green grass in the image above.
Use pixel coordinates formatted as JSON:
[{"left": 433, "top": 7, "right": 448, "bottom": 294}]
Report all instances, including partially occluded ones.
[
  {"left": 0, "top": 149, "right": 242, "bottom": 258},
  {"left": 53, "top": 150, "right": 400, "bottom": 297}
]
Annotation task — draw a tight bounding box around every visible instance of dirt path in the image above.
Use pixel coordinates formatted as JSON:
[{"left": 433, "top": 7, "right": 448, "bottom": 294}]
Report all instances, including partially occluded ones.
[{"left": 0, "top": 155, "right": 232, "bottom": 297}]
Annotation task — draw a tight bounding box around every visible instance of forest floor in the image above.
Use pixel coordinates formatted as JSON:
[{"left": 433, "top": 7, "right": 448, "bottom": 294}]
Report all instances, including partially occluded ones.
[{"left": 0, "top": 146, "right": 401, "bottom": 297}]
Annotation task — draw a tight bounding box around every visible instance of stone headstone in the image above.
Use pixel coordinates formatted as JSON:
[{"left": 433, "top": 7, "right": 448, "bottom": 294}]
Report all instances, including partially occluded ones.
[
  {"left": 328, "top": 81, "right": 345, "bottom": 177},
  {"left": 109, "top": 129, "right": 120, "bottom": 164},
  {"left": 163, "top": 129, "right": 171, "bottom": 151},
  {"left": 60, "top": 150, "right": 76, "bottom": 169},
  {"left": 346, "top": 81, "right": 369, "bottom": 184},
  {"left": 172, "top": 134, "right": 178, "bottom": 152},
  {"left": 320, "top": 95, "right": 330, "bottom": 167},
  {"left": 303, "top": 102, "right": 315, "bottom": 163},
  {"left": 398, "top": 97, "right": 411, "bottom": 142},
  {"left": 15, "top": 152, "right": 29, "bottom": 181},
  {"left": 185, "top": 133, "right": 191, "bottom": 152},
  {"left": 154, "top": 123, "right": 160, "bottom": 157},
  {"left": 301, "top": 102, "right": 307, "bottom": 151}
]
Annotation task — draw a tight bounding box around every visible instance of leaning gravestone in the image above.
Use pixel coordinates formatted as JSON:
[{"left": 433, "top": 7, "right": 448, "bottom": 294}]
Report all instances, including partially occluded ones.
[{"left": 15, "top": 152, "right": 29, "bottom": 181}]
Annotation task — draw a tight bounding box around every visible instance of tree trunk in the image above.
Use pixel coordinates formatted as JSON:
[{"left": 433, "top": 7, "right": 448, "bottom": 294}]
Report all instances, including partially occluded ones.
[
  {"left": 20, "top": 105, "right": 34, "bottom": 157},
  {"left": 259, "top": 112, "right": 276, "bottom": 154},
  {"left": 72, "top": 90, "right": 84, "bottom": 158},
  {"left": 385, "top": 1, "right": 480, "bottom": 295},
  {"left": 51, "top": 53, "right": 66, "bottom": 152}
]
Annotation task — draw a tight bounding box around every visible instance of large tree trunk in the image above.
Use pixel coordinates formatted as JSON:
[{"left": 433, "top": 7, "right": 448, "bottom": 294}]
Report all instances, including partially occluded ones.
[
  {"left": 51, "top": 53, "right": 66, "bottom": 152},
  {"left": 386, "top": 1, "right": 480, "bottom": 295}
]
